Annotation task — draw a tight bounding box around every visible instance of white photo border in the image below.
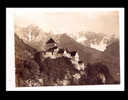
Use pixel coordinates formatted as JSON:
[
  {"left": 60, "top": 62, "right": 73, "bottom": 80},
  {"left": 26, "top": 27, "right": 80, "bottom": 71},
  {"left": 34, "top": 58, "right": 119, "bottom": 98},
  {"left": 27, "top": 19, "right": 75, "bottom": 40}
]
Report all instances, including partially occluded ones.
[{"left": 6, "top": 8, "right": 125, "bottom": 91}]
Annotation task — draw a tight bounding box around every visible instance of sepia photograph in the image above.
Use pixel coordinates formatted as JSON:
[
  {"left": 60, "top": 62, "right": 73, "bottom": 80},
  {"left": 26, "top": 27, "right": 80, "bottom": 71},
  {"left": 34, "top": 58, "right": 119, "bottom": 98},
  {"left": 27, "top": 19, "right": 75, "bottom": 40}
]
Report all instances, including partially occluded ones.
[{"left": 6, "top": 8, "right": 124, "bottom": 91}]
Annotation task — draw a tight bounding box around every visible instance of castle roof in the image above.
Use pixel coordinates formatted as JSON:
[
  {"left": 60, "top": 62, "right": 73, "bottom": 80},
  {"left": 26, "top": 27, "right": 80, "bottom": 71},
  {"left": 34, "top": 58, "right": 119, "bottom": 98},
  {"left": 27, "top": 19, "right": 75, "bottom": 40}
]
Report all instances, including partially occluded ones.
[
  {"left": 70, "top": 51, "right": 77, "bottom": 56},
  {"left": 46, "top": 38, "right": 56, "bottom": 44},
  {"left": 78, "top": 61, "right": 83, "bottom": 64},
  {"left": 57, "top": 48, "right": 64, "bottom": 54}
]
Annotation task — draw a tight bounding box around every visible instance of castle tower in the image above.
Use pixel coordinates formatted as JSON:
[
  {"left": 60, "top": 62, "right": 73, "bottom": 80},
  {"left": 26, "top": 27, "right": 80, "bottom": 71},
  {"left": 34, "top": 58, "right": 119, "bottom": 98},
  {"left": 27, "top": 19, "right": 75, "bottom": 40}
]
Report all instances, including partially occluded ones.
[
  {"left": 44, "top": 38, "right": 58, "bottom": 58},
  {"left": 70, "top": 50, "right": 77, "bottom": 61},
  {"left": 45, "top": 38, "right": 57, "bottom": 50},
  {"left": 63, "top": 49, "right": 71, "bottom": 58},
  {"left": 78, "top": 61, "right": 85, "bottom": 71}
]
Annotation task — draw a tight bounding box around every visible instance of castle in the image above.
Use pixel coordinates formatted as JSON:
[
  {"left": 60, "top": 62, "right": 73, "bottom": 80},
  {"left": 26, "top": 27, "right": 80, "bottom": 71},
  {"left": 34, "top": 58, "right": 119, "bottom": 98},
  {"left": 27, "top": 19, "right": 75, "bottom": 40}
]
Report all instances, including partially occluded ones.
[{"left": 41, "top": 38, "right": 86, "bottom": 71}]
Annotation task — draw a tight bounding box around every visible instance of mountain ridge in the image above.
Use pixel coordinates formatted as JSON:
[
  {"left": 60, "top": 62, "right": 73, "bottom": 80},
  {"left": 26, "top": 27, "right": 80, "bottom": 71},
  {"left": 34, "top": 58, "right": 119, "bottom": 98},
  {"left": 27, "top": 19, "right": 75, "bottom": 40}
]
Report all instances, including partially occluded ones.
[
  {"left": 15, "top": 33, "right": 120, "bottom": 86},
  {"left": 58, "top": 34, "right": 120, "bottom": 82}
]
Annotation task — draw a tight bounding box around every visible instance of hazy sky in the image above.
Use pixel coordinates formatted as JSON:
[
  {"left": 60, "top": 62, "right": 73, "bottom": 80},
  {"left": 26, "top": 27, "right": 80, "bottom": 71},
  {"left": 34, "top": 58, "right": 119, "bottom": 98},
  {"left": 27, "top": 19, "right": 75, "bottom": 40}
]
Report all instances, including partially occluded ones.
[{"left": 14, "top": 8, "right": 119, "bottom": 36}]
